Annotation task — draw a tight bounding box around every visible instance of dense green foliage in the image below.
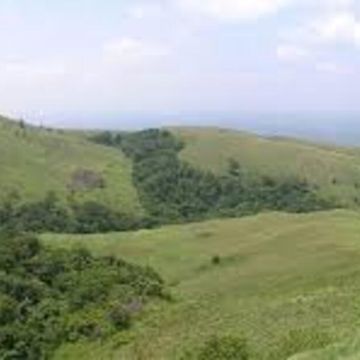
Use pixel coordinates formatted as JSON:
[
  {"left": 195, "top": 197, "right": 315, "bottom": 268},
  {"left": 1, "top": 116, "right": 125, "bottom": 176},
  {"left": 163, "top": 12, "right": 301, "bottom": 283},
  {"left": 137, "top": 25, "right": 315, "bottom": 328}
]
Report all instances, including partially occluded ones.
[
  {"left": 0, "top": 192, "right": 71, "bottom": 233},
  {"left": 0, "top": 192, "right": 153, "bottom": 234},
  {"left": 0, "top": 231, "right": 165, "bottom": 359},
  {"left": 93, "top": 129, "right": 333, "bottom": 224}
]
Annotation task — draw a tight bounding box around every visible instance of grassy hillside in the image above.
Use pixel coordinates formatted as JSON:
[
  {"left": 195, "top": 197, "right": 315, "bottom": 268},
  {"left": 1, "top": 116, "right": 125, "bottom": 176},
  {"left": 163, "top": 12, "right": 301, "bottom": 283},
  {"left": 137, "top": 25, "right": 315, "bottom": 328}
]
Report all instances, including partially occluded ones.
[
  {"left": 0, "top": 116, "right": 142, "bottom": 215},
  {"left": 3, "top": 119, "right": 360, "bottom": 216},
  {"left": 171, "top": 127, "right": 360, "bottom": 207},
  {"left": 43, "top": 210, "right": 360, "bottom": 359}
]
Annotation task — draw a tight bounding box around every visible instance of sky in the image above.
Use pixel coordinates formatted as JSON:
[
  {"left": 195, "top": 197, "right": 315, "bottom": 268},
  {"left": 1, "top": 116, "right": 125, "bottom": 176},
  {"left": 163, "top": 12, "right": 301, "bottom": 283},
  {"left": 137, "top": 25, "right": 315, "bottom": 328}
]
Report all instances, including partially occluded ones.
[{"left": 0, "top": 0, "right": 359, "bottom": 128}]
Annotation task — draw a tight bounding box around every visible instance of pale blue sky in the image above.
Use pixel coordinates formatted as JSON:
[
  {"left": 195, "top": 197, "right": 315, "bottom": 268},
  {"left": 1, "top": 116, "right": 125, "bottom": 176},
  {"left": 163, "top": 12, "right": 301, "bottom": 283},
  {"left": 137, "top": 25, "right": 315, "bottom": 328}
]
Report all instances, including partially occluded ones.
[{"left": 0, "top": 0, "right": 359, "bottom": 127}]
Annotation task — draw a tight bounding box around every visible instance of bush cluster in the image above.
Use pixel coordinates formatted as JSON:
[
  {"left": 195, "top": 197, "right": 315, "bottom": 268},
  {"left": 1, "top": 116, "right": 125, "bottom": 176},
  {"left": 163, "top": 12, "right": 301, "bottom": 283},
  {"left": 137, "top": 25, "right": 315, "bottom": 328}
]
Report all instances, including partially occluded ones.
[
  {"left": 0, "top": 192, "right": 154, "bottom": 234},
  {"left": 0, "top": 129, "right": 333, "bottom": 235},
  {"left": 181, "top": 335, "right": 249, "bottom": 360},
  {"left": 0, "top": 231, "right": 165, "bottom": 359},
  {"left": 93, "top": 129, "right": 333, "bottom": 225}
]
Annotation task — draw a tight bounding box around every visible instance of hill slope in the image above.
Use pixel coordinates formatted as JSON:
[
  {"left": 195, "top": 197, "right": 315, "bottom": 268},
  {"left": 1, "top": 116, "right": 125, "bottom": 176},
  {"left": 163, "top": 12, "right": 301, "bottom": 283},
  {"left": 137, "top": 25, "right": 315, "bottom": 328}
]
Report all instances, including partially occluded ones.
[
  {"left": 171, "top": 127, "right": 360, "bottom": 207},
  {"left": 43, "top": 210, "right": 360, "bottom": 359},
  {"left": 3, "top": 120, "right": 360, "bottom": 216},
  {"left": 0, "top": 116, "right": 142, "bottom": 215}
]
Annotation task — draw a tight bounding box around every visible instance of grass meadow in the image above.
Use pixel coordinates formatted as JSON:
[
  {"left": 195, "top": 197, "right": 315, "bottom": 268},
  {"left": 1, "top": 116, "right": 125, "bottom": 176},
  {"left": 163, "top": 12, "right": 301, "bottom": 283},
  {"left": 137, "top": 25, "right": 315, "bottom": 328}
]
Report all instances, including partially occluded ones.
[{"left": 43, "top": 210, "right": 360, "bottom": 359}]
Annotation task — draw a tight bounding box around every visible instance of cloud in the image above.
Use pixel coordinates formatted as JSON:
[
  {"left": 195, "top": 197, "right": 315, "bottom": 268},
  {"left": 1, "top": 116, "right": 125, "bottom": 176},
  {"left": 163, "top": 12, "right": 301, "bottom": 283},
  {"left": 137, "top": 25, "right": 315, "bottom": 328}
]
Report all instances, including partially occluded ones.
[
  {"left": 277, "top": 7, "right": 359, "bottom": 72},
  {"left": 177, "top": 0, "right": 291, "bottom": 21},
  {"left": 103, "top": 37, "right": 168, "bottom": 64},
  {"left": 283, "top": 10, "right": 360, "bottom": 48},
  {"left": 310, "top": 12, "right": 360, "bottom": 46},
  {"left": 276, "top": 44, "right": 310, "bottom": 62}
]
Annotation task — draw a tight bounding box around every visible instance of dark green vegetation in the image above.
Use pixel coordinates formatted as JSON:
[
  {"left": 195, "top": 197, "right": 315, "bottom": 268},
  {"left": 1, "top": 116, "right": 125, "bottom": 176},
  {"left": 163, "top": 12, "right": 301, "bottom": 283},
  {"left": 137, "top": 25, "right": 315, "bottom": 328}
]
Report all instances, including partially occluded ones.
[
  {"left": 0, "top": 231, "right": 165, "bottom": 359},
  {"left": 181, "top": 335, "right": 249, "bottom": 360},
  {"left": 172, "top": 127, "right": 360, "bottom": 208},
  {"left": 93, "top": 129, "right": 332, "bottom": 224},
  {"left": 0, "top": 191, "right": 152, "bottom": 234}
]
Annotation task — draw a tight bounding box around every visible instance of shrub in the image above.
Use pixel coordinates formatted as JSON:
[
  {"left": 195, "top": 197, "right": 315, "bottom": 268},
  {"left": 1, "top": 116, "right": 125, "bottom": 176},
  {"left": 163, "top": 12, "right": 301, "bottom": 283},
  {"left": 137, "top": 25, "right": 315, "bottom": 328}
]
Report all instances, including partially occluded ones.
[
  {"left": 92, "top": 129, "right": 333, "bottom": 227},
  {"left": 0, "top": 232, "right": 166, "bottom": 358},
  {"left": 66, "top": 310, "right": 105, "bottom": 342},
  {"left": 108, "top": 303, "right": 132, "bottom": 330},
  {"left": 13, "top": 192, "right": 72, "bottom": 233},
  {"left": 0, "top": 193, "right": 145, "bottom": 234},
  {"left": 197, "top": 335, "right": 249, "bottom": 360},
  {"left": 211, "top": 255, "right": 221, "bottom": 265},
  {"left": 0, "top": 295, "right": 16, "bottom": 325}
]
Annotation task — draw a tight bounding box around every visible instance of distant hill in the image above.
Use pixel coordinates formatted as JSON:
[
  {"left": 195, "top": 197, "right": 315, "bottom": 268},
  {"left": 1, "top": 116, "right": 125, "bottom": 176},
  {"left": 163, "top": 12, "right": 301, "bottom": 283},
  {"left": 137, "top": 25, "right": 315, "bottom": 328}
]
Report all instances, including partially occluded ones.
[
  {"left": 0, "top": 116, "right": 143, "bottom": 215},
  {"left": 171, "top": 127, "right": 360, "bottom": 208}
]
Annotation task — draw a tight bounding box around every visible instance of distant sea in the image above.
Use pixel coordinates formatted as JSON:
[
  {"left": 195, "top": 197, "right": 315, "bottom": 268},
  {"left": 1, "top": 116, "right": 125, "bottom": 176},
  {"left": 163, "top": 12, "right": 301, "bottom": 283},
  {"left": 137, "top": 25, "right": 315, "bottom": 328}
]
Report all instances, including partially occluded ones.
[{"left": 32, "top": 111, "right": 360, "bottom": 147}]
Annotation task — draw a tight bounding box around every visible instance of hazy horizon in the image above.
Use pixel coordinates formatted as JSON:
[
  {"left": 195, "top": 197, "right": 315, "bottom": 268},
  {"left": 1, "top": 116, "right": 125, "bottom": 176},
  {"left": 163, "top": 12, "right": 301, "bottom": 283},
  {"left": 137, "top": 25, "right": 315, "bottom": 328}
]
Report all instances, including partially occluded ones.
[
  {"left": 5, "top": 110, "right": 358, "bottom": 146},
  {"left": 1, "top": 0, "right": 359, "bottom": 126}
]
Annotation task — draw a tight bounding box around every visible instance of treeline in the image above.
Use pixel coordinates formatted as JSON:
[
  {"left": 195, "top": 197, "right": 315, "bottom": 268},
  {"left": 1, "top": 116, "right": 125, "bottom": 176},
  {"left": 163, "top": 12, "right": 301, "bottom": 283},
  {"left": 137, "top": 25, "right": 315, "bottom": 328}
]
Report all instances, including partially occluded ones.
[
  {"left": 0, "top": 231, "right": 166, "bottom": 359},
  {"left": 0, "top": 192, "right": 154, "bottom": 234},
  {"left": 92, "top": 129, "right": 333, "bottom": 224}
]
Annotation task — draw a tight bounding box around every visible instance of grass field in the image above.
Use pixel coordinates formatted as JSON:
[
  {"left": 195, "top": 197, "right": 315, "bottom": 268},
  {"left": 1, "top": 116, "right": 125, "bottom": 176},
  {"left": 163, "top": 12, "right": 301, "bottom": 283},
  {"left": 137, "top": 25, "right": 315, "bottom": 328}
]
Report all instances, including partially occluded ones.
[
  {"left": 0, "top": 117, "right": 142, "bottom": 214},
  {"left": 43, "top": 209, "right": 360, "bottom": 359},
  {"left": 171, "top": 127, "right": 360, "bottom": 208}
]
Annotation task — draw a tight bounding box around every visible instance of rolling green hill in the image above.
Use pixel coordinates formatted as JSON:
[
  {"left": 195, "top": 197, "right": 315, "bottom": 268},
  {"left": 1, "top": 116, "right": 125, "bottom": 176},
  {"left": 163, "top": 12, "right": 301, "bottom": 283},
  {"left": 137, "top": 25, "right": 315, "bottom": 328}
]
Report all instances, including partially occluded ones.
[
  {"left": 170, "top": 127, "right": 360, "bottom": 208},
  {"left": 3, "top": 117, "right": 360, "bottom": 219},
  {"left": 43, "top": 209, "right": 360, "bottom": 359},
  {"left": 0, "top": 116, "right": 142, "bottom": 215},
  {"left": 4, "top": 118, "right": 360, "bottom": 358}
]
